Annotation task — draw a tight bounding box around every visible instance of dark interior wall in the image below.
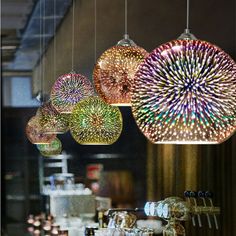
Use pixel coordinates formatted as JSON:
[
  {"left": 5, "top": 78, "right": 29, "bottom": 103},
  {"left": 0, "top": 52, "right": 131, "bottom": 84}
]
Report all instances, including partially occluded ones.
[
  {"left": 32, "top": 0, "right": 236, "bottom": 94},
  {"left": 147, "top": 137, "right": 236, "bottom": 236}
]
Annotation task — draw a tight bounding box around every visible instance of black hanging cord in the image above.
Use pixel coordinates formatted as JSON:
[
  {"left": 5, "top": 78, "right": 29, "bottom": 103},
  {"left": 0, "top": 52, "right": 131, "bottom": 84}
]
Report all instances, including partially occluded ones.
[
  {"left": 186, "top": 0, "right": 190, "bottom": 30},
  {"left": 71, "top": 0, "right": 75, "bottom": 71},
  {"left": 125, "top": 0, "right": 128, "bottom": 35}
]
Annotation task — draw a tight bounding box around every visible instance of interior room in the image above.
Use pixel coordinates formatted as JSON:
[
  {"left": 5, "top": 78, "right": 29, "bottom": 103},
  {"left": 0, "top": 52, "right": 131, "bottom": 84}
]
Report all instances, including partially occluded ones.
[{"left": 1, "top": 0, "right": 236, "bottom": 235}]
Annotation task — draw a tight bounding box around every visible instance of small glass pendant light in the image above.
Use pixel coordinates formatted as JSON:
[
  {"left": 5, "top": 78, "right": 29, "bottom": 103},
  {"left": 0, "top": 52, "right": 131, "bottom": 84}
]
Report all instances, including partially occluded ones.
[
  {"left": 37, "top": 137, "right": 62, "bottom": 157},
  {"left": 26, "top": 116, "right": 56, "bottom": 144},
  {"left": 50, "top": 71, "right": 95, "bottom": 114},
  {"left": 50, "top": 0, "right": 94, "bottom": 114},
  {"left": 70, "top": 96, "right": 123, "bottom": 145},
  {"left": 37, "top": 101, "right": 69, "bottom": 134},
  {"left": 93, "top": 0, "right": 148, "bottom": 106},
  {"left": 131, "top": 0, "right": 236, "bottom": 144}
]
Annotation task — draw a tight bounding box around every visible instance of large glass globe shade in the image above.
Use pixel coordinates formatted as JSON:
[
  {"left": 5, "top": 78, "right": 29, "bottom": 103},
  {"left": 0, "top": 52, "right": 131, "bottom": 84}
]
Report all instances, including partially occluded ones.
[{"left": 131, "top": 39, "right": 236, "bottom": 144}]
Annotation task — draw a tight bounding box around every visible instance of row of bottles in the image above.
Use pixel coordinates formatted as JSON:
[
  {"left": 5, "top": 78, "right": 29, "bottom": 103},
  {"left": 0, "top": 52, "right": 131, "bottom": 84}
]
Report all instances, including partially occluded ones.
[{"left": 27, "top": 214, "right": 68, "bottom": 236}]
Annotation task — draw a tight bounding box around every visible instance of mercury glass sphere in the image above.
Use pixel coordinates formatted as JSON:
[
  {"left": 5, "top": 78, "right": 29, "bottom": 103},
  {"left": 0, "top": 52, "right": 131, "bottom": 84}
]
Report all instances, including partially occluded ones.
[
  {"left": 37, "top": 101, "right": 69, "bottom": 134},
  {"left": 37, "top": 137, "right": 62, "bottom": 157},
  {"left": 26, "top": 116, "right": 56, "bottom": 144},
  {"left": 51, "top": 71, "right": 95, "bottom": 113},
  {"left": 131, "top": 39, "right": 236, "bottom": 144},
  {"left": 70, "top": 96, "right": 123, "bottom": 145},
  {"left": 93, "top": 40, "right": 148, "bottom": 106}
]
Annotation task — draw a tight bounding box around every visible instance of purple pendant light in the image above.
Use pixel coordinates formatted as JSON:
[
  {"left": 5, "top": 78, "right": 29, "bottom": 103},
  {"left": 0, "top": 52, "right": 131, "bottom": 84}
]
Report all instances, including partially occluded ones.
[{"left": 50, "top": 0, "right": 95, "bottom": 114}]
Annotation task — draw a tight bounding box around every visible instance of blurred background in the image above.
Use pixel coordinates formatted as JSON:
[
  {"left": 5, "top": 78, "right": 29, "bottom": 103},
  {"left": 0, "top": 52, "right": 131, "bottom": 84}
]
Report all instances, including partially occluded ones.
[{"left": 1, "top": 0, "right": 236, "bottom": 235}]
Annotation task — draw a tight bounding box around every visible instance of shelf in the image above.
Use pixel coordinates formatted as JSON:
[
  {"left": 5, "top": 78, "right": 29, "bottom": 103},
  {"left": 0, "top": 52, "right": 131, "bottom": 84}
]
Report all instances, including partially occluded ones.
[
  {"left": 42, "top": 153, "right": 72, "bottom": 160},
  {"left": 44, "top": 163, "right": 64, "bottom": 168},
  {"left": 6, "top": 195, "right": 41, "bottom": 201}
]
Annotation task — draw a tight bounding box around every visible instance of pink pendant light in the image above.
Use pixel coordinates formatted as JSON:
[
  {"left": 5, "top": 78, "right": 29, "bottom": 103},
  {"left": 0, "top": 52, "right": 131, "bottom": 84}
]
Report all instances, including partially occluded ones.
[
  {"left": 131, "top": 0, "right": 236, "bottom": 144},
  {"left": 26, "top": 116, "right": 56, "bottom": 144}
]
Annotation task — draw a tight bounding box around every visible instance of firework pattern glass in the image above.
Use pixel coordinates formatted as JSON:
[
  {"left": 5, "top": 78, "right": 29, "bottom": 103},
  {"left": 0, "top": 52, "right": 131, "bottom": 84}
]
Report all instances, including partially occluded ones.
[
  {"left": 51, "top": 72, "right": 95, "bottom": 113},
  {"left": 37, "top": 101, "right": 69, "bottom": 134},
  {"left": 26, "top": 116, "right": 56, "bottom": 144},
  {"left": 70, "top": 96, "right": 123, "bottom": 145},
  {"left": 131, "top": 40, "right": 236, "bottom": 144},
  {"left": 93, "top": 46, "right": 148, "bottom": 106},
  {"left": 37, "top": 137, "right": 62, "bottom": 157}
]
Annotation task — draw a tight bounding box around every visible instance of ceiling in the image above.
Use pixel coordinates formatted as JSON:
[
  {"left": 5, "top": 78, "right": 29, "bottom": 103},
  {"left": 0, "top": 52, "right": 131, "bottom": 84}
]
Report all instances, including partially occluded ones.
[
  {"left": 1, "top": 0, "right": 72, "bottom": 73},
  {"left": 1, "top": 0, "right": 235, "bottom": 80},
  {"left": 1, "top": 0, "right": 35, "bottom": 69}
]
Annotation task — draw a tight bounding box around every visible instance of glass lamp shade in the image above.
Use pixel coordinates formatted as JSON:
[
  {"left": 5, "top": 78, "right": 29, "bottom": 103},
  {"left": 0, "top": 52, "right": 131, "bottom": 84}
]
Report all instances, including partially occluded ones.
[
  {"left": 131, "top": 39, "right": 236, "bottom": 144},
  {"left": 51, "top": 71, "right": 95, "bottom": 113},
  {"left": 93, "top": 44, "right": 148, "bottom": 106},
  {"left": 26, "top": 116, "right": 56, "bottom": 144},
  {"left": 37, "top": 101, "right": 69, "bottom": 134},
  {"left": 37, "top": 137, "right": 62, "bottom": 157},
  {"left": 70, "top": 96, "right": 123, "bottom": 145}
]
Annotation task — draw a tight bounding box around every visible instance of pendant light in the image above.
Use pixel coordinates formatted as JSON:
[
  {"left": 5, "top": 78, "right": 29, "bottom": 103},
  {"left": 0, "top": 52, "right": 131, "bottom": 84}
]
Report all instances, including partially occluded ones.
[
  {"left": 26, "top": 116, "right": 56, "bottom": 144},
  {"left": 37, "top": 137, "right": 62, "bottom": 157},
  {"left": 70, "top": 96, "right": 123, "bottom": 145},
  {"left": 69, "top": 1, "right": 123, "bottom": 146},
  {"left": 51, "top": 72, "right": 94, "bottom": 113},
  {"left": 50, "top": 0, "right": 94, "bottom": 114},
  {"left": 131, "top": 0, "right": 236, "bottom": 144},
  {"left": 26, "top": 1, "right": 56, "bottom": 145},
  {"left": 93, "top": 0, "right": 148, "bottom": 106},
  {"left": 37, "top": 101, "right": 69, "bottom": 134},
  {"left": 37, "top": 1, "right": 69, "bottom": 134}
]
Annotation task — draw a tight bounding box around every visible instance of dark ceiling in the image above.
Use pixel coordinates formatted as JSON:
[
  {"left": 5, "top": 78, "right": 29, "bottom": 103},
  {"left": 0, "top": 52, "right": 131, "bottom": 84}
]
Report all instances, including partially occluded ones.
[
  {"left": 1, "top": 0, "right": 236, "bottom": 78},
  {"left": 1, "top": 0, "right": 35, "bottom": 68},
  {"left": 1, "top": 0, "right": 72, "bottom": 73}
]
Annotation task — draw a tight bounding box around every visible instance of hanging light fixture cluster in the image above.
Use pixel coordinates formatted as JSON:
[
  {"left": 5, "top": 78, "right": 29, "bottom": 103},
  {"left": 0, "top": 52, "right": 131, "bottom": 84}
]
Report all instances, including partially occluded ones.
[
  {"left": 25, "top": 0, "right": 64, "bottom": 157},
  {"left": 26, "top": 0, "right": 126, "bottom": 155},
  {"left": 26, "top": 0, "right": 236, "bottom": 152}
]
